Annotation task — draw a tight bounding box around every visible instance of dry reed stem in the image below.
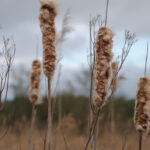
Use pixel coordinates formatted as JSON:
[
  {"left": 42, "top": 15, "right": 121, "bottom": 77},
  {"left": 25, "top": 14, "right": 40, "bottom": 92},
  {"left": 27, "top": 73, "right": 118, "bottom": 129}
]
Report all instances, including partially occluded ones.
[
  {"left": 29, "top": 60, "right": 41, "bottom": 103},
  {"left": 134, "top": 77, "right": 150, "bottom": 135},
  {"left": 111, "top": 61, "right": 118, "bottom": 94},
  {"left": 47, "top": 79, "right": 52, "bottom": 150},
  {"left": 94, "top": 26, "right": 114, "bottom": 108},
  {"left": 39, "top": 1, "right": 57, "bottom": 150},
  {"left": 39, "top": 0, "right": 57, "bottom": 79},
  {"left": 28, "top": 104, "right": 36, "bottom": 150},
  {"left": 29, "top": 59, "right": 41, "bottom": 150}
]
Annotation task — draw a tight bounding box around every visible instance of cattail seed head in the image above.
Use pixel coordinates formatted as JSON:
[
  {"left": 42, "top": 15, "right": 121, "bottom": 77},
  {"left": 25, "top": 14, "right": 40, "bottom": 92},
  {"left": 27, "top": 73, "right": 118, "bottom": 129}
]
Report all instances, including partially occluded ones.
[
  {"left": 29, "top": 60, "right": 41, "bottom": 103},
  {"left": 134, "top": 77, "right": 150, "bottom": 135},
  {"left": 39, "top": 0, "right": 57, "bottom": 79},
  {"left": 111, "top": 61, "right": 118, "bottom": 94},
  {"left": 94, "top": 27, "right": 114, "bottom": 108}
]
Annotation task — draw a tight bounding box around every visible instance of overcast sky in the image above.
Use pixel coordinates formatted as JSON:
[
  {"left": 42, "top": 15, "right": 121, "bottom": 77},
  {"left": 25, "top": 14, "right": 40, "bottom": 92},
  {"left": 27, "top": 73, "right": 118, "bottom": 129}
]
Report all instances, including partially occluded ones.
[{"left": 0, "top": 0, "right": 150, "bottom": 99}]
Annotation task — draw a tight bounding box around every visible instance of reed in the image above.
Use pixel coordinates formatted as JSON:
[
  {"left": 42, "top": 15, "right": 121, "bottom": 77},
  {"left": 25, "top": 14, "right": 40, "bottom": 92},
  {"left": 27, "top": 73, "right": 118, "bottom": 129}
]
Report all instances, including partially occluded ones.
[
  {"left": 134, "top": 77, "right": 150, "bottom": 149},
  {"left": 29, "top": 60, "right": 41, "bottom": 103},
  {"left": 111, "top": 61, "right": 118, "bottom": 94},
  {"left": 39, "top": 0, "right": 57, "bottom": 150},
  {"left": 94, "top": 26, "right": 114, "bottom": 108},
  {"left": 134, "top": 43, "right": 149, "bottom": 150},
  {"left": 29, "top": 59, "right": 41, "bottom": 150}
]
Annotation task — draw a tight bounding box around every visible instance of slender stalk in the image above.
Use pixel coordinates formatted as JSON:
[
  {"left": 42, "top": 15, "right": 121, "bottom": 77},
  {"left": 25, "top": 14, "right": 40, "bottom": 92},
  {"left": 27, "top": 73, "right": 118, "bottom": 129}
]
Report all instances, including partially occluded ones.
[
  {"left": 105, "top": 0, "right": 109, "bottom": 26},
  {"left": 139, "top": 134, "right": 142, "bottom": 150},
  {"left": 144, "top": 43, "right": 149, "bottom": 76},
  {"left": 58, "top": 94, "right": 62, "bottom": 130},
  {"left": 110, "top": 98, "right": 115, "bottom": 150},
  {"left": 48, "top": 79, "right": 52, "bottom": 150},
  {"left": 28, "top": 104, "right": 36, "bottom": 150},
  {"left": 84, "top": 109, "right": 100, "bottom": 150}
]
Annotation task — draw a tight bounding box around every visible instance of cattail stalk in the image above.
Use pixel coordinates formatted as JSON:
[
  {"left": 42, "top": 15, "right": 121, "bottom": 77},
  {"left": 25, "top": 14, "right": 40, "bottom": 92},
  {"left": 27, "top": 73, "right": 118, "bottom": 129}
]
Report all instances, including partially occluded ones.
[
  {"left": 39, "top": 1, "right": 57, "bottom": 150},
  {"left": 134, "top": 77, "right": 150, "bottom": 150},
  {"left": 29, "top": 59, "right": 41, "bottom": 150},
  {"left": 85, "top": 27, "right": 114, "bottom": 150},
  {"left": 28, "top": 104, "right": 36, "bottom": 150},
  {"left": 110, "top": 61, "right": 118, "bottom": 150},
  {"left": 134, "top": 44, "right": 149, "bottom": 150}
]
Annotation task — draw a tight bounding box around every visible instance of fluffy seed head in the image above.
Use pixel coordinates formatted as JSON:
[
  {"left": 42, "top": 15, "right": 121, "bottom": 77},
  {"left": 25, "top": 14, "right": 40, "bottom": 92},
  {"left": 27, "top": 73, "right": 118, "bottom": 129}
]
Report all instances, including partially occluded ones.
[
  {"left": 39, "top": 0, "right": 57, "bottom": 79},
  {"left": 29, "top": 60, "right": 41, "bottom": 103},
  {"left": 94, "top": 27, "right": 114, "bottom": 107},
  {"left": 134, "top": 77, "right": 150, "bottom": 135}
]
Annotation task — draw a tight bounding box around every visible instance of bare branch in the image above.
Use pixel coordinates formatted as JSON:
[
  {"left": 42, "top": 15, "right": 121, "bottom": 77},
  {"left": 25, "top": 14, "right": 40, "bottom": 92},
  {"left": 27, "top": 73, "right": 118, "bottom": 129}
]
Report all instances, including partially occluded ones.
[{"left": 0, "top": 36, "right": 16, "bottom": 112}]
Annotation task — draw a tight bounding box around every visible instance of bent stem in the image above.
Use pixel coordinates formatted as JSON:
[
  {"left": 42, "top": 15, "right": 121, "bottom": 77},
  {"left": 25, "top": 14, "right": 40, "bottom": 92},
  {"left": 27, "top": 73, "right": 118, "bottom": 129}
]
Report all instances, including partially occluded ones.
[{"left": 28, "top": 104, "right": 36, "bottom": 150}]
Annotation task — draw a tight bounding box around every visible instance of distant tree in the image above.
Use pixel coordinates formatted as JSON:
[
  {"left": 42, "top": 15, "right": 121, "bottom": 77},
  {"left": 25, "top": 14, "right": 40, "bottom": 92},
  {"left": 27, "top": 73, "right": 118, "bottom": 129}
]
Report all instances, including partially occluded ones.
[{"left": 10, "top": 65, "right": 29, "bottom": 98}]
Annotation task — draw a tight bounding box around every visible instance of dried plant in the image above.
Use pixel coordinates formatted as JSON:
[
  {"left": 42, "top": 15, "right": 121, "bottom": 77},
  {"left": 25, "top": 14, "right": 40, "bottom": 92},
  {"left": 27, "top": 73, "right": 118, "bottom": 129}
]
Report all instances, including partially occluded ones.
[
  {"left": 134, "top": 77, "right": 150, "bottom": 150},
  {"left": 29, "top": 60, "right": 41, "bottom": 103},
  {"left": 0, "top": 37, "right": 16, "bottom": 140},
  {"left": 28, "top": 59, "right": 41, "bottom": 150},
  {"left": 94, "top": 26, "right": 114, "bottom": 108},
  {"left": 56, "top": 9, "right": 73, "bottom": 48},
  {"left": 134, "top": 44, "right": 149, "bottom": 150},
  {"left": 134, "top": 77, "right": 150, "bottom": 136},
  {"left": 87, "top": 14, "right": 103, "bottom": 150},
  {"left": 0, "top": 37, "right": 16, "bottom": 112},
  {"left": 39, "top": 0, "right": 57, "bottom": 150},
  {"left": 85, "top": 23, "right": 114, "bottom": 150},
  {"left": 39, "top": 0, "right": 57, "bottom": 79},
  {"left": 85, "top": 29, "right": 136, "bottom": 150}
]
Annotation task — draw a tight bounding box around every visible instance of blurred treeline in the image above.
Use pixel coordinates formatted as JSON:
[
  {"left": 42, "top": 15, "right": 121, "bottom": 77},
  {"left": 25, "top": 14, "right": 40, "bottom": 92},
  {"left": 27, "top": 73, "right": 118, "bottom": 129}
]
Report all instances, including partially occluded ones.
[
  {"left": 0, "top": 94, "right": 135, "bottom": 134},
  {"left": 0, "top": 65, "right": 135, "bottom": 134}
]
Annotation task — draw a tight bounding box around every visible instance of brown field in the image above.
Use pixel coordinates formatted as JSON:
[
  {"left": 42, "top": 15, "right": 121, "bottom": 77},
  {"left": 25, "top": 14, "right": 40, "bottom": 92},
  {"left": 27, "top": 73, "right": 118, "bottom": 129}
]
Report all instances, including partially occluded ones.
[{"left": 1, "top": 124, "right": 150, "bottom": 150}]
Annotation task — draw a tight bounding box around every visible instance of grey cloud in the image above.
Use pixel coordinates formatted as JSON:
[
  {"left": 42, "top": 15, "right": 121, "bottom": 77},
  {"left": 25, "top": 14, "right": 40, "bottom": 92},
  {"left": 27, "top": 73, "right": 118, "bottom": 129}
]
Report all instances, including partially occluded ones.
[{"left": 0, "top": 0, "right": 150, "bottom": 99}]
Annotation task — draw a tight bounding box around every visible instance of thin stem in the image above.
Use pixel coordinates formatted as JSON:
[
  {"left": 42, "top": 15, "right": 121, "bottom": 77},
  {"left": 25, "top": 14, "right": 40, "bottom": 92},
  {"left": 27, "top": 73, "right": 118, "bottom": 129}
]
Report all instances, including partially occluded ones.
[
  {"left": 84, "top": 109, "right": 100, "bottom": 150},
  {"left": 48, "top": 79, "right": 52, "bottom": 150},
  {"left": 36, "top": 36, "right": 39, "bottom": 59},
  {"left": 144, "top": 43, "right": 149, "bottom": 76},
  {"left": 110, "top": 98, "right": 115, "bottom": 150},
  {"left": 28, "top": 104, "right": 36, "bottom": 150},
  {"left": 139, "top": 134, "right": 142, "bottom": 150},
  {"left": 105, "top": 0, "right": 109, "bottom": 26}
]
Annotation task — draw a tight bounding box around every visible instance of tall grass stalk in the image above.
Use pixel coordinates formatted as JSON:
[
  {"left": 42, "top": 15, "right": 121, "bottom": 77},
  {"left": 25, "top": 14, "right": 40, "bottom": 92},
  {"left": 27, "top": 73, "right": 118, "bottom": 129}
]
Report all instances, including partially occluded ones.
[
  {"left": 134, "top": 44, "right": 149, "bottom": 150},
  {"left": 28, "top": 104, "right": 36, "bottom": 150},
  {"left": 47, "top": 79, "right": 52, "bottom": 150},
  {"left": 39, "top": 1, "right": 57, "bottom": 150},
  {"left": 29, "top": 59, "right": 41, "bottom": 150}
]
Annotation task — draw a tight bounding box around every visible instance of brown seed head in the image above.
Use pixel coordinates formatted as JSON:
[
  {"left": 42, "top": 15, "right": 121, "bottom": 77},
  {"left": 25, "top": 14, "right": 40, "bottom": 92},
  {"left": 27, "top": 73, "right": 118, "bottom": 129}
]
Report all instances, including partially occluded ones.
[
  {"left": 29, "top": 60, "right": 41, "bottom": 103},
  {"left": 94, "top": 27, "right": 114, "bottom": 108},
  {"left": 39, "top": 0, "right": 57, "bottom": 79},
  {"left": 134, "top": 77, "right": 150, "bottom": 135}
]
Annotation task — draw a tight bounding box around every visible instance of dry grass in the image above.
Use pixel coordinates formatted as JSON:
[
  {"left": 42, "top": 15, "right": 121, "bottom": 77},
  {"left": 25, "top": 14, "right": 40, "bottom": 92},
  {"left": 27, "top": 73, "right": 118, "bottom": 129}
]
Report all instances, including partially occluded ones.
[{"left": 1, "top": 126, "right": 150, "bottom": 150}]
